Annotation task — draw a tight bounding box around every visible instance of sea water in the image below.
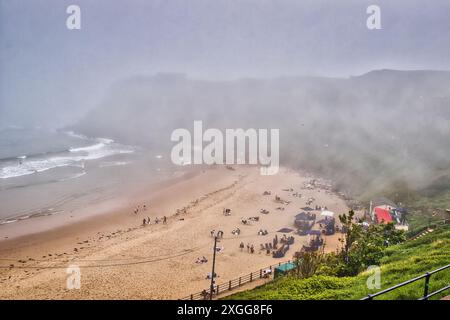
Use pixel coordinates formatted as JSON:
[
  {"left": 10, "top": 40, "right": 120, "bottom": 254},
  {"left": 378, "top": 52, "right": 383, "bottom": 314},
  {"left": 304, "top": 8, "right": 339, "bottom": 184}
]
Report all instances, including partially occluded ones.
[{"left": 0, "top": 127, "right": 169, "bottom": 225}]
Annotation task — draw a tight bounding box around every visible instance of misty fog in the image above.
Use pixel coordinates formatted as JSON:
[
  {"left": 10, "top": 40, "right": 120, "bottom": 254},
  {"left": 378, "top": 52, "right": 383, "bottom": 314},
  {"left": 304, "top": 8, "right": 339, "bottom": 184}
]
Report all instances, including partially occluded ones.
[
  {"left": 2, "top": 0, "right": 450, "bottom": 203},
  {"left": 72, "top": 70, "right": 450, "bottom": 200}
]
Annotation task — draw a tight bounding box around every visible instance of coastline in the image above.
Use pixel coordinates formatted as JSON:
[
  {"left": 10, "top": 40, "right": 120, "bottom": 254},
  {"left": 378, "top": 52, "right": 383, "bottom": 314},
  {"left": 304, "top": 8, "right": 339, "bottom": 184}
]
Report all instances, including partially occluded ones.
[
  {"left": 0, "top": 165, "right": 357, "bottom": 299},
  {"left": 0, "top": 166, "right": 202, "bottom": 244}
]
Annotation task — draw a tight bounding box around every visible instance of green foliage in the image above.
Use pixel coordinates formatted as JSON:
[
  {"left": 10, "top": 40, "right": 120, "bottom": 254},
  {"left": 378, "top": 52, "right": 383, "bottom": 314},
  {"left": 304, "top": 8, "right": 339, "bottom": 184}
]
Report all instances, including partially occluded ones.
[
  {"left": 293, "top": 249, "right": 324, "bottom": 279},
  {"left": 225, "top": 224, "right": 450, "bottom": 300},
  {"left": 226, "top": 275, "right": 357, "bottom": 300},
  {"left": 332, "top": 210, "right": 405, "bottom": 276}
]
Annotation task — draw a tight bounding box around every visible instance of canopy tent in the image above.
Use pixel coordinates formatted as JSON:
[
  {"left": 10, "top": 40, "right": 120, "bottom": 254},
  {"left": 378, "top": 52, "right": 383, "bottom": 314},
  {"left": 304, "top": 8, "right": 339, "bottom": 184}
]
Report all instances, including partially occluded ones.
[
  {"left": 304, "top": 230, "right": 322, "bottom": 236},
  {"left": 396, "top": 207, "right": 408, "bottom": 214},
  {"left": 274, "top": 262, "right": 296, "bottom": 278},
  {"left": 321, "top": 210, "right": 335, "bottom": 217},
  {"left": 375, "top": 207, "right": 393, "bottom": 224},
  {"left": 277, "top": 228, "right": 294, "bottom": 233},
  {"left": 295, "top": 212, "right": 315, "bottom": 220},
  {"left": 371, "top": 197, "right": 397, "bottom": 209}
]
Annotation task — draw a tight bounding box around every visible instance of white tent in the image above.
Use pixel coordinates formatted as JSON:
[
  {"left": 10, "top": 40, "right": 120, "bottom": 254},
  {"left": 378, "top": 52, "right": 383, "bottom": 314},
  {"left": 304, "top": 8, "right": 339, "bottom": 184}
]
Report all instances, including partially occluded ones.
[{"left": 321, "top": 210, "right": 335, "bottom": 217}]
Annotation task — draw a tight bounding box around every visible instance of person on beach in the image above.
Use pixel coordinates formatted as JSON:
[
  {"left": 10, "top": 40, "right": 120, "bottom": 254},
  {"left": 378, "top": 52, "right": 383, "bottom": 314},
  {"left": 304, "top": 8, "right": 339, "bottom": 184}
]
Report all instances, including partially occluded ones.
[
  {"left": 142, "top": 218, "right": 146, "bottom": 226},
  {"left": 163, "top": 216, "right": 167, "bottom": 224},
  {"left": 196, "top": 257, "right": 208, "bottom": 264},
  {"left": 210, "top": 230, "right": 215, "bottom": 237},
  {"left": 239, "top": 242, "right": 244, "bottom": 251},
  {"left": 147, "top": 217, "right": 151, "bottom": 224},
  {"left": 250, "top": 245, "right": 254, "bottom": 254},
  {"left": 211, "top": 281, "right": 217, "bottom": 294}
]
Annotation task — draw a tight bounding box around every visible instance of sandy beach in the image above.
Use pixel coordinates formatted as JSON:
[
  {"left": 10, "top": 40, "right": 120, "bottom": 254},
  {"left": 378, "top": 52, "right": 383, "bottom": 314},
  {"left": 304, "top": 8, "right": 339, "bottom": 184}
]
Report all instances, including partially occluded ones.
[{"left": 0, "top": 165, "right": 356, "bottom": 299}]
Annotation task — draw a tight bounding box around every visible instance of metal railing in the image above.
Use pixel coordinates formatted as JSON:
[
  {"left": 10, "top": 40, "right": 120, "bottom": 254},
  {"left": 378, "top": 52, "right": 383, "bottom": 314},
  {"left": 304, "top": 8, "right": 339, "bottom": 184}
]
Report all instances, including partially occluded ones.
[
  {"left": 181, "top": 260, "right": 292, "bottom": 300},
  {"left": 361, "top": 264, "right": 450, "bottom": 300},
  {"left": 407, "top": 218, "right": 450, "bottom": 241}
]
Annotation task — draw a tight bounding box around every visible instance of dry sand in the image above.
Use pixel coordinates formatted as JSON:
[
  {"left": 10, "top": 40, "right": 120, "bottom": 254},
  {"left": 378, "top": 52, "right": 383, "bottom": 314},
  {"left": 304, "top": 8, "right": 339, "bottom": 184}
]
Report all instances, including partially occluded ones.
[{"left": 0, "top": 165, "right": 357, "bottom": 299}]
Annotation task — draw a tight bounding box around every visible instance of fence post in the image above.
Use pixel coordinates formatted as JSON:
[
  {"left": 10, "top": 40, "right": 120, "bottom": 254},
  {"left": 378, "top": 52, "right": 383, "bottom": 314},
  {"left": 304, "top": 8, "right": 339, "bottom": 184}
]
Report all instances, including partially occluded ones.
[
  {"left": 239, "top": 277, "right": 241, "bottom": 286},
  {"left": 217, "top": 285, "right": 220, "bottom": 296},
  {"left": 190, "top": 294, "right": 193, "bottom": 300},
  {"left": 250, "top": 273, "right": 253, "bottom": 282},
  {"left": 260, "top": 269, "right": 262, "bottom": 278},
  {"left": 423, "top": 272, "right": 431, "bottom": 300},
  {"left": 229, "top": 280, "right": 232, "bottom": 290}
]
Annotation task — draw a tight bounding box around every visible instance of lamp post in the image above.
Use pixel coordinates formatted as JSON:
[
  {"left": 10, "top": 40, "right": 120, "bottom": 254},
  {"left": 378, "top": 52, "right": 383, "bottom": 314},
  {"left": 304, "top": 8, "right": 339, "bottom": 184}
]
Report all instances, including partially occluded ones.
[{"left": 209, "top": 235, "right": 218, "bottom": 300}]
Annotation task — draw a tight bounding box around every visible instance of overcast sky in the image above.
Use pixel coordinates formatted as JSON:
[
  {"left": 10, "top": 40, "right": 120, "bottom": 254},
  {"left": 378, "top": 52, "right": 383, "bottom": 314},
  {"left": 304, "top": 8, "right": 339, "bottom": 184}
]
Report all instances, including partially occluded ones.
[{"left": 1, "top": 0, "right": 450, "bottom": 127}]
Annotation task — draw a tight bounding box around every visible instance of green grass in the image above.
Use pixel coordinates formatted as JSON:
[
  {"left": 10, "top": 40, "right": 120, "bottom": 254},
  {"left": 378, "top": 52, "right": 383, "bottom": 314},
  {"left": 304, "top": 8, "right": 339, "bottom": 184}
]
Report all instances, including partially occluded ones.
[
  {"left": 225, "top": 224, "right": 450, "bottom": 300},
  {"left": 404, "top": 189, "right": 450, "bottom": 237}
]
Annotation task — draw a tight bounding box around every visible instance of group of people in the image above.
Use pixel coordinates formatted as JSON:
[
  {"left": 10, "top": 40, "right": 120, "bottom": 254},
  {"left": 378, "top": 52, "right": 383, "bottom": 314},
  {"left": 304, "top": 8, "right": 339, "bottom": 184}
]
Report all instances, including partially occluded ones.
[
  {"left": 239, "top": 242, "right": 255, "bottom": 254},
  {"left": 210, "top": 230, "right": 224, "bottom": 238},
  {"left": 231, "top": 228, "right": 241, "bottom": 235},
  {"left": 201, "top": 281, "right": 218, "bottom": 298},
  {"left": 133, "top": 203, "right": 169, "bottom": 227},
  {"left": 306, "top": 197, "right": 315, "bottom": 206},
  {"left": 142, "top": 215, "right": 167, "bottom": 226},
  {"left": 133, "top": 204, "right": 147, "bottom": 214},
  {"left": 257, "top": 229, "right": 268, "bottom": 235},
  {"left": 195, "top": 256, "right": 208, "bottom": 264}
]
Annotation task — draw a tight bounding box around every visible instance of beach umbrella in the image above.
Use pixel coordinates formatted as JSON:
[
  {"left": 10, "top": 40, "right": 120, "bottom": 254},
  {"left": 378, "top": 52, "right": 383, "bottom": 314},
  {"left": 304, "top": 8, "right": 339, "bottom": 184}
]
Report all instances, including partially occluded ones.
[{"left": 321, "top": 210, "right": 335, "bottom": 217}]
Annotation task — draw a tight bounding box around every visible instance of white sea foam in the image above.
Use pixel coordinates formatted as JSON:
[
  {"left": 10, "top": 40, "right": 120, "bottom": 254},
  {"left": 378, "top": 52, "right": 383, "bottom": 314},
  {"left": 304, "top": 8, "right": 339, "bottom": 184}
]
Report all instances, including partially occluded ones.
[
  {"left": 60, "top": 171, "right": 87, "bottom": 181},
  {"left": 69, "top": 143, "right": 106, "bottom": 153},
  {"left": 0, "top": 138, "right": 134, "bottom": 179},
  {"left": 0, "top": 219, "right": 18, "bottom": 225},
  {"left": 96, "top": 137, "right": 115, "bottom": 144},
  {"left": 65, "top": 130, "right": 89, "bottom": 140},
  {"left": 99, "top": 161, "right": 130, "bottom": 168}
]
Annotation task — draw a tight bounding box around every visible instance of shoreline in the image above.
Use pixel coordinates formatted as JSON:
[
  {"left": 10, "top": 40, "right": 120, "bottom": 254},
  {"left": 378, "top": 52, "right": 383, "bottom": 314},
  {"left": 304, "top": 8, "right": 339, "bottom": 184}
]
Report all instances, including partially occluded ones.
[
  {"left": 0, "top": 165, "right": 358, "bottom": 299},
  {"left": 0, "top": 166, "right": 202, "bottom": 244}
]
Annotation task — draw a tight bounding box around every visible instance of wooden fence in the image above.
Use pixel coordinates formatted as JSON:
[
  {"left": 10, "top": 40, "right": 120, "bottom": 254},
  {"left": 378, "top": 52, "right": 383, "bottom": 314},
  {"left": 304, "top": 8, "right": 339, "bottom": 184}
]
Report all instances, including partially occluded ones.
[{"left": 181, "top": 259, "right": 293, "bottom": 300}]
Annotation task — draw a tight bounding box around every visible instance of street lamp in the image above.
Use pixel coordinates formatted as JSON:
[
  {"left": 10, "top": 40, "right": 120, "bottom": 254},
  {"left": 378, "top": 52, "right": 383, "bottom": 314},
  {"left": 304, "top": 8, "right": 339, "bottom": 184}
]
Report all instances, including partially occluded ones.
[{"left": 209, "top": 235, "right": 219, "bottom": 300}]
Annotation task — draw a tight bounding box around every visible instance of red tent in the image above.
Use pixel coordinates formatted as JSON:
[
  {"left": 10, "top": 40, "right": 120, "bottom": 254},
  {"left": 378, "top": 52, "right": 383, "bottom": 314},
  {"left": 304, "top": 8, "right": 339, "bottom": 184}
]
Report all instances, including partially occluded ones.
[{"left": 375, "top": 207, "right": 393, "bottom": 224}]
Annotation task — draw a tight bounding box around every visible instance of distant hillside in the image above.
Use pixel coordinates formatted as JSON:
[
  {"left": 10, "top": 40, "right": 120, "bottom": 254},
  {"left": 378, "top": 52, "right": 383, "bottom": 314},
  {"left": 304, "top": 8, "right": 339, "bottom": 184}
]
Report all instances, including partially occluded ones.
[
  {"left": 72, "top": 70, "right": 450, "bottom": 200},
  {"left": 226, "top": 223, "right": 450, "bottom": 300}
]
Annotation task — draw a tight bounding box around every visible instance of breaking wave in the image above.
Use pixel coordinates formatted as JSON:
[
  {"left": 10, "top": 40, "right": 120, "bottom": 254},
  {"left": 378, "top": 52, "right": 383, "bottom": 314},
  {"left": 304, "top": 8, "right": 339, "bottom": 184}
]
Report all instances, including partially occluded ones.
[{"left": 0, "top": 134, "right": 134, "bottom": 179}]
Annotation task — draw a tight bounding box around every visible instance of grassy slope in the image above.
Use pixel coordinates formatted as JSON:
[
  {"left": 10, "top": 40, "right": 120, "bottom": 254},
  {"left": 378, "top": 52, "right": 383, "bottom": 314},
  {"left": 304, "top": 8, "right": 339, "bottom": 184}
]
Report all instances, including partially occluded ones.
[
  {"left": 226, "top": 224, "right": 450, "bottom": 300},
  {"left": 406, "top": 189, "right": 450, "bottom": 236}
]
